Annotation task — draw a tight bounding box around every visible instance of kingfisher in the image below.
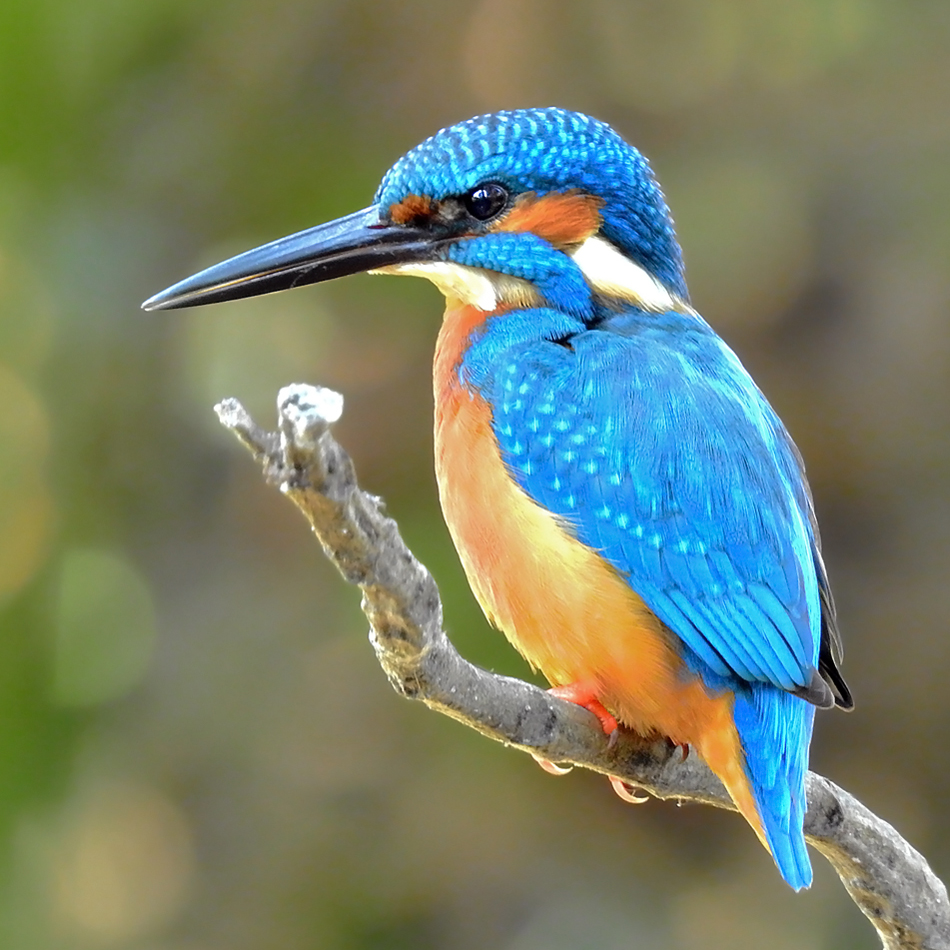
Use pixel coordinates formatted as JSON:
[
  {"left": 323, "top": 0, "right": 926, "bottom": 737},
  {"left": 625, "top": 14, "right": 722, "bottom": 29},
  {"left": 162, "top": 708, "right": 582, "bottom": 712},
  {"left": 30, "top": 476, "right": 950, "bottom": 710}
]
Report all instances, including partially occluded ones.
[{"left": 144, "top": 108, "right": 852, "bottom": 890}]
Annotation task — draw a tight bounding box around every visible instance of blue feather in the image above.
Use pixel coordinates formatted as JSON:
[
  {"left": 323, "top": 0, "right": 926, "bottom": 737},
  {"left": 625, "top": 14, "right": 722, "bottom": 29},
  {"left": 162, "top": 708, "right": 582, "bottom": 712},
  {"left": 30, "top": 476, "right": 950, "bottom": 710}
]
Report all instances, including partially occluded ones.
[
  {"left": 463, "top": 305, "right": 823, "bottom": 696},
  {"left": 733, "top": 686, "right": 815, "bottom": 890}
]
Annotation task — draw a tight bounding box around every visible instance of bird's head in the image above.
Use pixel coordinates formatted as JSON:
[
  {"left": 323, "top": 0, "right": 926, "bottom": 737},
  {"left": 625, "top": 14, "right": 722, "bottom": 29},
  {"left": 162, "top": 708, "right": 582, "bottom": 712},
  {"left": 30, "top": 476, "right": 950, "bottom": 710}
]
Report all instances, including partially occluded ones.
[{"left": 143, "top": 108, "right": 687, "bottom": 316}]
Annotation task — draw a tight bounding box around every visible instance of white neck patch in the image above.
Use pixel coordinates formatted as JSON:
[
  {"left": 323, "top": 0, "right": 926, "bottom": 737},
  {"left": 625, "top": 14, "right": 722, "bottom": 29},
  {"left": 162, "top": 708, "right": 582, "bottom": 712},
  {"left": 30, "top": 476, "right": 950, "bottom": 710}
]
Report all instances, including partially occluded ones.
[{"left": 570, "top": 235, "right": 677, "bottom": 312}]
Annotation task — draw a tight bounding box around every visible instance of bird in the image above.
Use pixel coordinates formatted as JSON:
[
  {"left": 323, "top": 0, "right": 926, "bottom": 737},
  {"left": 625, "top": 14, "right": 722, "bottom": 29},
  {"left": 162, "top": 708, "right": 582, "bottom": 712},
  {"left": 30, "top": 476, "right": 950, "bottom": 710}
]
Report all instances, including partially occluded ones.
[{"left": 144, "top": 107, "right": 852, "bottom": 890}]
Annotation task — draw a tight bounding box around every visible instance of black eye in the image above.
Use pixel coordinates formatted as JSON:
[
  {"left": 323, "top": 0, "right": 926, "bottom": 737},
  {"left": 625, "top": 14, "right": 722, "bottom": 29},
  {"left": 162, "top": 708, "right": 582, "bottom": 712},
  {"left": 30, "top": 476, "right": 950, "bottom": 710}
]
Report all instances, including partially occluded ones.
[{"left": 464, "top": 183, "right": 508, "bottom": 221}]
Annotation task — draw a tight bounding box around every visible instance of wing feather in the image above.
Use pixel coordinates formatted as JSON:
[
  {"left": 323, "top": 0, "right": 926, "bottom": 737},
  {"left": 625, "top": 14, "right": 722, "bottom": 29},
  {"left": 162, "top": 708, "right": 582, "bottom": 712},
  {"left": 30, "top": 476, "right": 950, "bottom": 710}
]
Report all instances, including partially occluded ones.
[{"left": 486, "top": 308, "right": 826, "bottom": 696}]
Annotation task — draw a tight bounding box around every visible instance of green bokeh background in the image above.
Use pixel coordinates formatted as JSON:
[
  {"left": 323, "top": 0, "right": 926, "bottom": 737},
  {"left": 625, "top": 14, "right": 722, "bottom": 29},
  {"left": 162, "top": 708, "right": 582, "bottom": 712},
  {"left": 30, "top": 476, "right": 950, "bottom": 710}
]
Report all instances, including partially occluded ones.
[{"left": 1, "top": 1, "right": 948, "bottom": 947}]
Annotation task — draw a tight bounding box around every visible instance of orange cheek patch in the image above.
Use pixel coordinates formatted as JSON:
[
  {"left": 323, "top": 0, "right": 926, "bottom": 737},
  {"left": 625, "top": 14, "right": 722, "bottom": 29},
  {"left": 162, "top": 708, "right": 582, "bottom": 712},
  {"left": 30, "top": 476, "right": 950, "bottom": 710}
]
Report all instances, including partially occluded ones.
[
  {"left": 493, "top": 191, "right": 603, "bottom": 248},
  {"left": 389, "top": 193, "right": 436, "bottom": 225}
]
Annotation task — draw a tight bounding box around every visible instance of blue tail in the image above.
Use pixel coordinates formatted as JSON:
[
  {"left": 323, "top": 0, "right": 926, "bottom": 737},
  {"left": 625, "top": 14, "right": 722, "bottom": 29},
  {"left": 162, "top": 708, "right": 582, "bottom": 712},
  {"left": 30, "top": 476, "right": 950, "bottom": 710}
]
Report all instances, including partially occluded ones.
[{"left": 732, "top": 684, "right": 815, "bottom": 890}]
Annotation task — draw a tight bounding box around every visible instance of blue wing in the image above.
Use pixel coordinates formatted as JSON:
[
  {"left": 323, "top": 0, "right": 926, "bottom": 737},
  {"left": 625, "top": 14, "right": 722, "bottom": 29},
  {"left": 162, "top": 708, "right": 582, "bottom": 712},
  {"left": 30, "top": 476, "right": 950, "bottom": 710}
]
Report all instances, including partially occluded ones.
[{"left": 465, "top": 306, "right": 833, "bottom": 703}]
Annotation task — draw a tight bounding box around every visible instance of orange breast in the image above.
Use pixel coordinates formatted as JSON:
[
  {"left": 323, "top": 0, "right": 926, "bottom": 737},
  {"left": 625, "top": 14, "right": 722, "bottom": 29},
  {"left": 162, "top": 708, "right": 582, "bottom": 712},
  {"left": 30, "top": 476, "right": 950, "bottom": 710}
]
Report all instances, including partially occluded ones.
[{"left": 431, "top": 301, "right": 766, "bottom": 846}]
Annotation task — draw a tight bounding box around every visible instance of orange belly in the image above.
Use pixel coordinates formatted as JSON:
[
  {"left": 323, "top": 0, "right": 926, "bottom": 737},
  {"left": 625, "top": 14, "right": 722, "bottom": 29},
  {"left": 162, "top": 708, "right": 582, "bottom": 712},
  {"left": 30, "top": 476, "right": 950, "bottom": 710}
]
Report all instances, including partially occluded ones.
[{"left": 432, "top": 302, "right": 767, "bottom": 846}]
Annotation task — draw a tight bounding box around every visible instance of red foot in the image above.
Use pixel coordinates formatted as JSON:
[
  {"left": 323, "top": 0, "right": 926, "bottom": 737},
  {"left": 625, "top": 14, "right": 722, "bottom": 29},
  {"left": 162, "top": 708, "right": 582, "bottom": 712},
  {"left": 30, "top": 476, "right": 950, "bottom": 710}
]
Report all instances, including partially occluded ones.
[
  {"left": 531, "top": 682, "right": 621, "bottom": 779},
  {"left": 548, "top": 682, "right": 619, "bottom": 742}
]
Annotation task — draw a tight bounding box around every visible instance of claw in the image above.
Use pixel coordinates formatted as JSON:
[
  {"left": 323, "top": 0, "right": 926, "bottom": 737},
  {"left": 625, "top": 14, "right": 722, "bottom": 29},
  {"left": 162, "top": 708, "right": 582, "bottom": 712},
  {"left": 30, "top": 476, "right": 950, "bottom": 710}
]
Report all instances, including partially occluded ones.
[
  {"left": 532, "top": 754, "right": 573, "bottom": 775},
  {"left": 665, "top": 737, "right": 690, "bottom": 762},
  {"left": 609, "top": 776, "right": 650, "bottom": 804}
]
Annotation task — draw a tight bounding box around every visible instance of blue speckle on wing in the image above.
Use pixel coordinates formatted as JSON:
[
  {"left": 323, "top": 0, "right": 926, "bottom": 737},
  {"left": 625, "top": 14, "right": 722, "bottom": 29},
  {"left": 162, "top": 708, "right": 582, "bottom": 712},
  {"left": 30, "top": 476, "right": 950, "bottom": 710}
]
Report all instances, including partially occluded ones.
[{"left": 460, "top": 303, "right": 822, "bottom": 696}]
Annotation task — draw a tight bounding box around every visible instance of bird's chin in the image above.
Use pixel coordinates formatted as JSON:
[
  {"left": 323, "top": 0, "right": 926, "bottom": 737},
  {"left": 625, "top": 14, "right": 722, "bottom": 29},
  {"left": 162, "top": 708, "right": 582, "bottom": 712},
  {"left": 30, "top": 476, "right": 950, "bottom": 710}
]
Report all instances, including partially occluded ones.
[
  {"left": 370, "top": 261, "right": 541, "bottom": 314},
  {"left": 370, "top": 260, "right": 501, "bottom": 311}
]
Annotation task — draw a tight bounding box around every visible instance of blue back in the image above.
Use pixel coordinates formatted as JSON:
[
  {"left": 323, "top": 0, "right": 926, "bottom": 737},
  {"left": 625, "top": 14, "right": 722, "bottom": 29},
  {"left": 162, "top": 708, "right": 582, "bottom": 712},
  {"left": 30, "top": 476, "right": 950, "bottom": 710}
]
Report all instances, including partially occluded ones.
[{"left": 462, "top": 306, "right": 822, "bottom": 694}]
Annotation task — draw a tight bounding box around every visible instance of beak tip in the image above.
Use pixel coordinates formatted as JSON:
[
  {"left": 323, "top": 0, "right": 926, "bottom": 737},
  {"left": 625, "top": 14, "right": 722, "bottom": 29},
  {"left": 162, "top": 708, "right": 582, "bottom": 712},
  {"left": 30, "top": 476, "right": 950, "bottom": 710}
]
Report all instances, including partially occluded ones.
[{"left": 141, "top": 285, "right": 197, "bottom": 312}]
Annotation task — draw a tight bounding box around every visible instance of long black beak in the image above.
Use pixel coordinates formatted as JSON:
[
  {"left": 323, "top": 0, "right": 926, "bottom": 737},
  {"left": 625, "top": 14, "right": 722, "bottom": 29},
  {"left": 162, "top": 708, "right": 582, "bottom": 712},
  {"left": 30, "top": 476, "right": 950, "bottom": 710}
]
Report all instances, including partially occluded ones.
[{"left": 142, "top": 205, "right": 442, "bottom": 311}]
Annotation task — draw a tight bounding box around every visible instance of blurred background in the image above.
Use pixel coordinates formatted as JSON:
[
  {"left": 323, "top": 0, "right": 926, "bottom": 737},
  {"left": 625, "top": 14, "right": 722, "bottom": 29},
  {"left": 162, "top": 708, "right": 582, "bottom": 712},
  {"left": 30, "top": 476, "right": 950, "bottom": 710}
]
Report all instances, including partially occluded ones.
[{"left": 0, "top": 0, "right": 948, "bottom": 947}]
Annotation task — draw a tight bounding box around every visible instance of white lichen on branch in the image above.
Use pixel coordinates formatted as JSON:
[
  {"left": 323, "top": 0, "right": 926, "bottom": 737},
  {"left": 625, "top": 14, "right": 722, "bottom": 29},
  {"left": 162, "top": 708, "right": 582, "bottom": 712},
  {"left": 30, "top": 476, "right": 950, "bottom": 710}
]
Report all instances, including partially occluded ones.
[{"left": 214, "top": 383, "right": 949, "bottom": 950}]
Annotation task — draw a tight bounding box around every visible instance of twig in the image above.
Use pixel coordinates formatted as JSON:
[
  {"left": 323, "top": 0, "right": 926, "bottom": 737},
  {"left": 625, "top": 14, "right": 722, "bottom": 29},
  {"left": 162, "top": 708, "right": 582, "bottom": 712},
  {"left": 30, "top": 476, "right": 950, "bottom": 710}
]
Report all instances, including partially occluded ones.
[{"left": 215, "top": 383, "right": 950, "bottom": 950}]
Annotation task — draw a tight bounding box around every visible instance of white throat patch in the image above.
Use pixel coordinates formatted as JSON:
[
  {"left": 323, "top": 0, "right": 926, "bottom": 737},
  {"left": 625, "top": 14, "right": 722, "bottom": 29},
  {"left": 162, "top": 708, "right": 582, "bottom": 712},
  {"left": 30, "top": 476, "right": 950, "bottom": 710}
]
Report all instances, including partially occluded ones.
[{"left": 371, "top": 261, "right": 540, "bottom": 313}]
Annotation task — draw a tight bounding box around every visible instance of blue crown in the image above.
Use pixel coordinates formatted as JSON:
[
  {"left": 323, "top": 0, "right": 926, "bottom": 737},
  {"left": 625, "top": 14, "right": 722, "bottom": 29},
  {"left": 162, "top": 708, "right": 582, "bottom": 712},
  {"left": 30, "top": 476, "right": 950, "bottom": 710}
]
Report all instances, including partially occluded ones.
[{"left": 375, "top": 108, "right": 686, "bottom": 297}]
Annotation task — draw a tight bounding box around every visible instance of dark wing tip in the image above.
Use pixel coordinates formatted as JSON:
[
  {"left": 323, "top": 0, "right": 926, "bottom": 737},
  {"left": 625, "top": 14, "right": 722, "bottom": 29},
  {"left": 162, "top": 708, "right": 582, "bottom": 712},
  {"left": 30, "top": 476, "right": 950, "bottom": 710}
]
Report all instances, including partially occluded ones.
[
  {"left": 814, "top": 553, "right": 854, "bottom": 710},
  {"left": 818, "top": 610, "right": 854, "bottom": 711},
  {"left": 791, "top": 667, "right": 836, "bottom": 709},
  {"left": 820, "top": 654, "right": 855, "bottom": 711},
  {"left": 792, "top": 659, "right": 853, "bottom": 711}
]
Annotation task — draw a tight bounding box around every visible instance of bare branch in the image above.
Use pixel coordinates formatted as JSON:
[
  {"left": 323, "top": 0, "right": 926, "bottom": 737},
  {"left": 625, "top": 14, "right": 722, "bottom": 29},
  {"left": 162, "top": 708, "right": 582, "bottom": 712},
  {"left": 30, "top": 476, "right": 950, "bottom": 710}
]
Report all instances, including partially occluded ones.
[{"left": 215, "top": 384, "right": 950, "bottom": 950}]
